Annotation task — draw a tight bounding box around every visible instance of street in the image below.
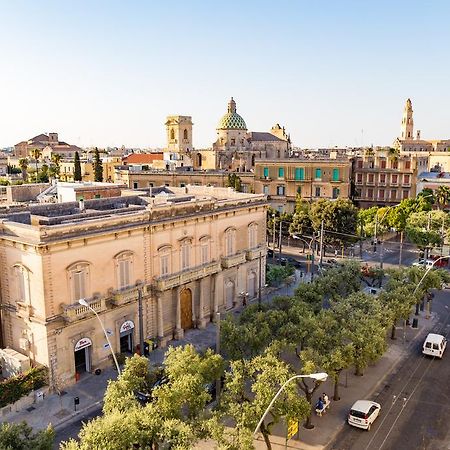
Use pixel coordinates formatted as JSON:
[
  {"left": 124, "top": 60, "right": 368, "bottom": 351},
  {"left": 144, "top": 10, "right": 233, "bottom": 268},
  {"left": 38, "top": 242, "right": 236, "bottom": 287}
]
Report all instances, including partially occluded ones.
[{"left": 329, "top": 289, "right": 450, "bottom": 450}]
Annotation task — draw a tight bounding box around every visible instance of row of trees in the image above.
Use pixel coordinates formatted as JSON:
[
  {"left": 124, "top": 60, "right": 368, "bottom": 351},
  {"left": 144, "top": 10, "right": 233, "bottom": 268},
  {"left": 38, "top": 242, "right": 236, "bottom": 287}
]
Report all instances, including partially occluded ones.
[{"left": 56, "top": 261, "right": 448, "bottom": 450}]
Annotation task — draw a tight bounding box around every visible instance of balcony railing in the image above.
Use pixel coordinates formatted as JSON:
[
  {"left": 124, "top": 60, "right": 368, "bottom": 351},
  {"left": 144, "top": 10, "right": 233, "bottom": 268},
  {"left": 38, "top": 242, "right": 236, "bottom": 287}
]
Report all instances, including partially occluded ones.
[
  {"left": 221, "top": 252, "right": 247, "bottom": 269},
  {"left": 246, "top": 246, "right": 266, "bottom": 261},
  {"left": 110, "top": 285, "right": 140, "bottom": 307},
  {"left": 16, "top": 301, "right": 33, "bottom": 320},
  {"left": 154, "top": 261, "right": 221, "bottom": 291},
  {"left": 62, "top": 297, "right": 108, "bottom": 323}
]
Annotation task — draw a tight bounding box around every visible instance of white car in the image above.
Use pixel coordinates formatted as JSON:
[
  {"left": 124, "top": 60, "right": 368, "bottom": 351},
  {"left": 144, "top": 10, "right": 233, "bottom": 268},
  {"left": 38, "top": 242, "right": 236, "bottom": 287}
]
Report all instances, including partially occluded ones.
[
  {"left": 422, "top": 333, "right": 447, "bottom": 358},
  {"left": 412, "top": 259, "right": 435, "bottom": 268},
  {"left": 348, "top": 400, "right": 381, "bottom": 431}
]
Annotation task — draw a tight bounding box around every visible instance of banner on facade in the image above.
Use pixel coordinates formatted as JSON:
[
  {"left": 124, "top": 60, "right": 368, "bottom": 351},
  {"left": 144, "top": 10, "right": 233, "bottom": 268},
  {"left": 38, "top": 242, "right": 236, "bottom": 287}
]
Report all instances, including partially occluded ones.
[
  {"left": 120, "top": 320, "right": 135, "bottom": 334},
  {"left": 74, "top": 337, "right": 92, "bottom": 352}
]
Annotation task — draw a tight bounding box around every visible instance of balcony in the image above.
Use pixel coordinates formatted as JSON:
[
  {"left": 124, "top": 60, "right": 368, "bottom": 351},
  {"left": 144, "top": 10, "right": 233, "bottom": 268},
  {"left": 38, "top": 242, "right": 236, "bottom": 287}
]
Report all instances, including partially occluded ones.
[
  {"left": 16, "top": 301, "right": 33, "bottom": 320},
  {"left": 62, "top": 297, "right": 108, "bottom": 323},
  {"left": 246, "top": 246, "right": 266, "bottom": 261},
  {"left": 154, "top": 260, "right": 221, "bottom": 291},
  {"left": 221, "top": 252, "right": 247, "bottom": 269},
  {"left": 110, "top": 285, "right": 140, "bottom": 307}
]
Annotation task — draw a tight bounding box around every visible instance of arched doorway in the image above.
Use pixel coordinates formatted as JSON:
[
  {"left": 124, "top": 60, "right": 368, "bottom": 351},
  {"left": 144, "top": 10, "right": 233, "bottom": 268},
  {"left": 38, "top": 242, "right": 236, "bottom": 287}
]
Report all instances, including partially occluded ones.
[
  {"left": 225, "top": 280, "right": 235, "bottom": 310},
  {"left": 119, "top": 320, "right": 135, "bottom": 354},
  {"left": 180, "top": 288, "right": 193, "bottom": 330},
  {"left": 247, "top": 272, "right": 257, "bottom": 299},
  {"left": 74, "top": 337, "right": 92, "bottom": 376},
  {"left": 197, "top": 153, "right": 202, "bottom": 167}
]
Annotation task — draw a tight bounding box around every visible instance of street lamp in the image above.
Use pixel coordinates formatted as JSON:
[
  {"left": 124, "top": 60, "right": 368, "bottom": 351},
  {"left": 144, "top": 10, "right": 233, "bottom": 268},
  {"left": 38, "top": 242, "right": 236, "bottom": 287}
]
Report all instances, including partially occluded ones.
[
  {"left": 78, "top": 299, "right": 122, "bottom": 375},
  {"left": 239, "top": 291, "right": 249, "bottom": 306},
  {"left": 253, "top": 372, "right": 328, "bottom": 437}
]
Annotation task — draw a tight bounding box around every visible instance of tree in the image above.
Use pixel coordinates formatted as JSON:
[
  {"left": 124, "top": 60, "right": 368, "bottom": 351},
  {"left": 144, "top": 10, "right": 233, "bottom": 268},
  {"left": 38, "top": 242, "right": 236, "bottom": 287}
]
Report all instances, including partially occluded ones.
[
  {"left": 317, "top": 260, "right": 362, "bottom": 300},
  {"left": 0, "top": 421, "right": 54, "bottom": 450},
  {"left": 18, "top": 158, "right": 28, "bottom": 182},
  {"left": 30, "top": 148, "right": 41, "bottom": 178},
  {"left": 50, "top": 153, "right": 61, "bottom": 179},
  {"left": 225, "top": 173, "right": 242, "bottom": 192},
  {"left": 357, "top": 206, "right": 378, "bottom": 237},
  {"left": 289, "top": 196, "right": 313, "bottom": 238},
  {"left": 435, "top": 185, "right": 450, "bottom": 210},
  {"left": 417, "top": 188, "right": 435, "bottom": 207},
  {"left": 94, "top": 148, "right": 103, "bottom": 182},
  {"left": 74, "top": 152, "right": 82, "bottom": 181}
]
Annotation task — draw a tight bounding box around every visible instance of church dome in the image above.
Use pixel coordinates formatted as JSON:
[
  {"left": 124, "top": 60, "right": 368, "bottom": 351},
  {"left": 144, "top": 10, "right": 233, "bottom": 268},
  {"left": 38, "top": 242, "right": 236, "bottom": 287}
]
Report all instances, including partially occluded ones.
[{"left": 217, "top": 97, "right": 247, "bottom": 130}]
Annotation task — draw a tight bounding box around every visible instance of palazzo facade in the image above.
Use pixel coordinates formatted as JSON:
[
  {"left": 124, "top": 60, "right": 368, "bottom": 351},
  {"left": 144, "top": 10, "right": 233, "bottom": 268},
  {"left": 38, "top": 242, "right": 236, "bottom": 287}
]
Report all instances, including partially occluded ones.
[{"left": 0, "top": 186, "right": 267, "bottom": 387}]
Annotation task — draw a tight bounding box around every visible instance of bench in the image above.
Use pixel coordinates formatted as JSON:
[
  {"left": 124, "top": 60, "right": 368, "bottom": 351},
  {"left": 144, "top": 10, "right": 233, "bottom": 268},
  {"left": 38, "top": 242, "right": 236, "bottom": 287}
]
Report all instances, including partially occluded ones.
[{"left": 315, "top": 399, "right": 330, "bottom": 416}]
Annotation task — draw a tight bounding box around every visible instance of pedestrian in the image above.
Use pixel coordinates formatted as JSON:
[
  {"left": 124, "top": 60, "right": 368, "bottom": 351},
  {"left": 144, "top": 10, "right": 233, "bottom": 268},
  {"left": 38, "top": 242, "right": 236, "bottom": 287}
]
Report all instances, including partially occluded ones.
[
  {"left": 334, "top": 249, "right": 338, "bottom": 257},
  {"left": 323, "top": 392, "right": 329, "bottom": 405}
]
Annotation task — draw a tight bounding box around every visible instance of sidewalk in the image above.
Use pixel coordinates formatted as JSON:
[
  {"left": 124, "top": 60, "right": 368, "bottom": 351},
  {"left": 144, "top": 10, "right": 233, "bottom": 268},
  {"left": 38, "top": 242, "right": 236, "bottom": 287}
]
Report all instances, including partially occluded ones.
[
  {"left": 196, "top": 312, "right": 438, "bottom": 449},
  {"left": 3, "top": 277, "right": 306, "bottom": 431}
]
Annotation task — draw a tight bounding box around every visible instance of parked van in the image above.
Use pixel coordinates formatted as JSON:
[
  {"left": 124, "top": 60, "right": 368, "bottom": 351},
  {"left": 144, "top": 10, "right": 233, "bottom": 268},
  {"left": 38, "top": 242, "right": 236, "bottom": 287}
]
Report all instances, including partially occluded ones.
[{"left": 422, "top": 333, "right": 447, "bottom": 359}]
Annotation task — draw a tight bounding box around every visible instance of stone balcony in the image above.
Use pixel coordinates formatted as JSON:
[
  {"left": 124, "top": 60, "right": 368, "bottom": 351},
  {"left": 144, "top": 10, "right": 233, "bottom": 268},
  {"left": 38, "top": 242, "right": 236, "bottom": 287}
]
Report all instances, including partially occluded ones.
[
  {"left": 246, "top": 246, "right": 266, "bottom": 261},
  {"left": 16, "top": 301, "right": 33, "bottom": 320},
  {"left": 110, "top": 285, "right": 140, "bottom": 307},
  {"left": 61, "top": 297, "right": 108, "bottom": 323},
  {"left": 221, "top": 252, "right": 247, "bottom": 269},
  {"left": 154, "top": 260, "right": 221, "bottom": 291}
]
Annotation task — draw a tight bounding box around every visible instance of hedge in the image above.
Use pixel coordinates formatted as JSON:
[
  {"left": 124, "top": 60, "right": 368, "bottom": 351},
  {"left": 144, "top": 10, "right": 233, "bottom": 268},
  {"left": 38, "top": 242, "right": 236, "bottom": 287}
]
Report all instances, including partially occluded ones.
[{"left": 0, "top": 366, "right": 48, "bottom": 408}]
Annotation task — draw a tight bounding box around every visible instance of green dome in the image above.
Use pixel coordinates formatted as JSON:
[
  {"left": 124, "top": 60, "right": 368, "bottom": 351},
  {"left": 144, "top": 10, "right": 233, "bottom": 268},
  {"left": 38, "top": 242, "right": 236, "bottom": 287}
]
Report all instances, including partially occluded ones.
[
  {"left": 217, "top": 97, "right": 247, "bottom": 130},
  {"left": 217, "top": 112, "right": 247, "bottom": 130}
]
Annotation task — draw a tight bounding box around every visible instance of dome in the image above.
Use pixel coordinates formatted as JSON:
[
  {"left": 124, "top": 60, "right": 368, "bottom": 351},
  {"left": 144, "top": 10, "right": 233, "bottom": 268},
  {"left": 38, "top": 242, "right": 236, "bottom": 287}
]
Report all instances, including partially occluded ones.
[{"left": 217, "top": 97, "right": 247, "bottom": 130}]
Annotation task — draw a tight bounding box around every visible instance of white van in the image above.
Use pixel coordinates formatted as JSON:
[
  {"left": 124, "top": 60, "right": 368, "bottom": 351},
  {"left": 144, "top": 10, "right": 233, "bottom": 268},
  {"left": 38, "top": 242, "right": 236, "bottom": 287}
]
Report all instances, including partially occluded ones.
[{"left": 422, "top": 333, "right": 447, "bottom": 359}]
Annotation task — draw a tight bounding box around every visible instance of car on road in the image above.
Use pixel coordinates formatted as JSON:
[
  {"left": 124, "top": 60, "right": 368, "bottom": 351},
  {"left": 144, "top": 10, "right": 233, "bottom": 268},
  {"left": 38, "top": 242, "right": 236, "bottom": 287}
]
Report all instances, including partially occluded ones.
[
  {"left": 422, "top": 333, "right": 447, "bottom": 359},
  {"left": 412, "top": 259, "right": 435, "bottom": 268},
  {"left": 348, "top": 400, "right": 381, "bottom": 431}
]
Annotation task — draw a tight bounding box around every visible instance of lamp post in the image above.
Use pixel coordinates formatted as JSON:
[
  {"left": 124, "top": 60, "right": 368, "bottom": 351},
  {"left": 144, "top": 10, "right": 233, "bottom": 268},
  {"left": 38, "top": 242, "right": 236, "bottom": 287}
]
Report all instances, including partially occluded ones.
[
  {"left": 272, "top": 214, "right": 276, "bottom": 259},
  {"left": 253, "top": 372, "right": 328, "bottom": 437},
  {"left": 78, "top": 299, "right": 122, "bottom": 375},
  {"left": 240, "top": 291, "right": 249, "bottom": 306}
]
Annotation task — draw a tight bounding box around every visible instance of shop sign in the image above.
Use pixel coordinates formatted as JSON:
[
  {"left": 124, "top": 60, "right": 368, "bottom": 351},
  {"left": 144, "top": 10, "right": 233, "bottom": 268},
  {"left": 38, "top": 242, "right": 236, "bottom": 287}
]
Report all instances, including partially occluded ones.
[
  {"left": 120, "top": 320, "right": 135, "bottom": 334},
  {"left": 103, "top": 343, "right": 110, "bottom": 350},
  {"left": 74, "top": 337, "right": 92, "bottom": 352}
]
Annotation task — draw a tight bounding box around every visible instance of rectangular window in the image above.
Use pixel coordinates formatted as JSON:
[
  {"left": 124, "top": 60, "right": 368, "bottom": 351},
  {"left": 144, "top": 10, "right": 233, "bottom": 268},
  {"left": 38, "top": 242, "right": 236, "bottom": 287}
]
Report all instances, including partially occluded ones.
[
  {"left": 405, "top": 160, "right": 411, "bottom": 169},
  {"left": 315, "top": 168, "right": 322, "bottom": 179},
  {"left": 315, "top": 186, "right": 321, "bottom": 197},
  {"left": 73, "top": 271, "right": 86, "bottom": 301},
  {"left": 201, "top": 244, "right": 209, "bottom": 264},
  {"left": 379, "top": 189, "right": 385, "bottom": 199},
  {"left": 403, "top": 174, "right": 410, "bottom": 184},
  {"left": 276, "top": 185, "right": 285, "bottom": 196},
  {"left": 181, "top": 244, "right": 190, "bottom": 270},
  {"left": 118, "top": 260, "right": 130, "bottom": 289},
  {"left": 357, "top": 160, "right": 363, "bottom": 168},
  {"left": 391, "top": 190, "right": 397, "bottom": 200},
  {"left": 391, "top": 174, "right": 398, "bottom": 184},
  {"left": 278, "top": 167, "right": 285, "bottom": 178},
  {"left": 161, "top": 255, "right": 169, "bottom": 276},
  {"left": 263, "top": 167, "right": 269, "bottom": 178},
  {"left": 368, "top": 173, "right": 374, "bottom": 183},
  {"left": 380, "top": 159, "right": 386, "bottom": 169},
  {"left": 392, "top": 160, "right": 398, "bottom": 169},
  {"left": 295, "top": 167, "right": 304, "bottom": 180},
  {"left": 16, "top": 271, "right": 26, "bottom": 302},
  {"left": 403, "top": 190, "right": 409, "bottom": 199},
  {"left": 332, "top": 168, "right": 339, "bottom": 181},
  {"left": 332, "top": 187, "right": 340, "bottom": 199},
  {"left": 133, "top": 182, "right": 138, "bottom": 189},
  {"left": 380, "top": 174, "right": 386, "bottom": 183},
  {"left": 356, "top": 173, "right": 363, "bottom": 183},
  {"left": 367, "top": 188, "right": 373, "bottom": 198},
  {"left": 263, "top": 185, "right": 269, "bottom": 194}
]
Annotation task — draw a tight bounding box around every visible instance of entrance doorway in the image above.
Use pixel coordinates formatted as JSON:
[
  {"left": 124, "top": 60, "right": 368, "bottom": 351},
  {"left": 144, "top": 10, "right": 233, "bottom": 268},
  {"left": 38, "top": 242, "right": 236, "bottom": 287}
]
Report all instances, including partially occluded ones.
[
  {"left": 74, "top": 337, "right": 92, "bottom": 375},
  {"left": 248, "top": 272, "right": 256, "bottom": 299},
  {"left": 119, "top": 320, "right": 135, "bottom": 353},
  {"left": 180, "top": 288, "right": 193, "bottom": 330},
  {"left": 225, "top": 281, "right": 235, "bottom": 310}
]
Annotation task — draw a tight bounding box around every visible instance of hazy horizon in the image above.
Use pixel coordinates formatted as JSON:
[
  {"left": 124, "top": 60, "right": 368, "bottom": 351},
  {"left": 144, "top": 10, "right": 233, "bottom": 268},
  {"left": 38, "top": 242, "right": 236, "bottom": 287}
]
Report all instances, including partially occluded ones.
[{"left": 1, "top": 1, "right": 449, "bottom": 149}]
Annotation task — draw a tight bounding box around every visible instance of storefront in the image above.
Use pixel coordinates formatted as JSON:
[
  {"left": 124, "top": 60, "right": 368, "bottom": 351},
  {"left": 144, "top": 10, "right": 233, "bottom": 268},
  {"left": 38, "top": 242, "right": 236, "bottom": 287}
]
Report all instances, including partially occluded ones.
[
  {"left": 74, "top": 337, "right": 92, "bottom": 374},
  {"left": 119, "top": 320, "right": 135, "bottom": 353}
]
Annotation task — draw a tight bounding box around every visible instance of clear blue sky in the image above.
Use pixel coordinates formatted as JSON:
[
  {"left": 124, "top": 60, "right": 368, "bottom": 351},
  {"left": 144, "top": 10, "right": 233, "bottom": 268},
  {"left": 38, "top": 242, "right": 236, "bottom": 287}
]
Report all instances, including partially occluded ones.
[{"left": 1, "top": 0, "right": 449, "bottom": 149}]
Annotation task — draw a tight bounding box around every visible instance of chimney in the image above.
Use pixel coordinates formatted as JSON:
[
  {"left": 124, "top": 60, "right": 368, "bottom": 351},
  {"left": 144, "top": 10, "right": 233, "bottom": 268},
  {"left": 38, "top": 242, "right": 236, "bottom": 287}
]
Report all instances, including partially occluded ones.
[{"left": 79, "top": 198, "right": 85, "bottom": 212}]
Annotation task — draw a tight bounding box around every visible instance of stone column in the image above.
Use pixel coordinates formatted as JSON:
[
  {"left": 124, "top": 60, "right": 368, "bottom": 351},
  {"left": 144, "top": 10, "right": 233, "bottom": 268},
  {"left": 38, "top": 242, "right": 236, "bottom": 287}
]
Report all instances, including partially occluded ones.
[
  {"left": 211, "top": 274, "right": 219, "bottom": 321},
  {"left": 174, "top": 286, "right": 184, "bottom": 340},
  {"left": 157, "top": 293, "right": 169, "bottom": 347},
  {"left": 198, "top": 278, "right": 208, "bottom": 329}
]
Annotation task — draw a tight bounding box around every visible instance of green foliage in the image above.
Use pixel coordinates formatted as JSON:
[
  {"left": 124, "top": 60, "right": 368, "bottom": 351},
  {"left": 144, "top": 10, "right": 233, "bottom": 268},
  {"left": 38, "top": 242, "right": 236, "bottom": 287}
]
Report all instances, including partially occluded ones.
[
  {"left": 0, "top": 421, "right": 54, "bottom": 450},
  {"left": 317, "top": 260, "right": 362, "bottom": 299},
  {"left": 357, "top": 206, "right": 378, "bottom": 237},
  {"left": 0, "top": 366, "right": 48, "bottom": 408},
  {"left": 74, "top": 152, "right": 82, "bottom": 181},
  {"left": 93, "top": 148, "right": 103, "bottom": 182},
  {"left": 225, "top": 173, "right": 242, "bottom": 192},
  {"left": 266, "top": 264, "right": 294, "bottom": 287},
  {"left": 434, "top": 185, "right": 450, "bottom": 210},
  {"left": 0, "top": 179, "right": 10, "bottom": 186}
]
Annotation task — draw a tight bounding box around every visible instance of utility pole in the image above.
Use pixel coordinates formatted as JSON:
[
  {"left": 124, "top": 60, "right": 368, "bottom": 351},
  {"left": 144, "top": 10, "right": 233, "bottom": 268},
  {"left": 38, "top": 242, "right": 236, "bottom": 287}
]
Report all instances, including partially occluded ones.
[
  {"left": 278, "top": 220, "right": 283, "bottom": 260},
  {"left": 138, "top": 287, "right": 145, "bottom": 356},
  {"left": 215, "top": 312, "right": 221, "bottom": 403},
  {"left": 272, "top": 214, "right": 276, "bottom": 259},
  {"left": 311, "top": 233, "right": 316, "bottom": 281},
  {"left": 258, "top": 251, "right": 262, "bottom": 309},
  {"left": 319, "top": 220, "right": 324, "bottom": 269}
]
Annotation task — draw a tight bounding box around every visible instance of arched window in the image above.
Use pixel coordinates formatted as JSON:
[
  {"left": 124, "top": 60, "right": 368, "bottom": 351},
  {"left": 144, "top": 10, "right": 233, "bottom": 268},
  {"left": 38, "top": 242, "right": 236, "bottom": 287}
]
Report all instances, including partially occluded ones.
[
  {"left": 67, "top": 262, "right": 91, "bottom": 303},
  {"left": 115, "top": 251, "right": 134, "bottom": 290},
  {"left": 183, "top": 129, "right": 188, "bottom": 140},
  {"left": 248, "top": 223, "right": 258, "bottom": 249},
  {"left": 180, "top": 239, "right": 192, "bottom": 270},
  {"left": 158, "top": 245, "right": 172, "bottom": 277},
  {"left": 197, "top": 153, "right": 202, "bottom": 167},
  {"left": 225, "top": 228, "right": 236, "bottom": 256},
  {"left": 170, "top": 129, "right": 175, "bottom": 141},
  {"left": 13, "top": 264, "right": 31, "bottom": 304}
]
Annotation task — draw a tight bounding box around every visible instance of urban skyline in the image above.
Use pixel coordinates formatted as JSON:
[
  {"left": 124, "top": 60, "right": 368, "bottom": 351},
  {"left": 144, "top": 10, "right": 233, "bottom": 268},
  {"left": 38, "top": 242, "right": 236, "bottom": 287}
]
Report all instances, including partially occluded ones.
[{"left": 1, "top": 1, "right": 450, "bottom": 149}]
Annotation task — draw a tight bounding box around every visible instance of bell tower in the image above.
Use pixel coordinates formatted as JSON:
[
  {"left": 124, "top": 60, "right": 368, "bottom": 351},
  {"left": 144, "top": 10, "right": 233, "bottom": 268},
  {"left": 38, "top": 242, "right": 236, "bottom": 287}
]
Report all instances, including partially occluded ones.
[
  {"left": 165, "top": 116, "right": 193, "bottom": 153},
  {"left": 400, "top": 98, "right": 414, "bottom": 140}
]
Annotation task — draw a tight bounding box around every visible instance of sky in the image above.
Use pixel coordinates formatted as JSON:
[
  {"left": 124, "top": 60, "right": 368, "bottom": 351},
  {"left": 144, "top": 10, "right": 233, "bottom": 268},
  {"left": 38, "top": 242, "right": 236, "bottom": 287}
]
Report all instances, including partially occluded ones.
[{"left": 1, "top": 0, "right": 449, "bottom": 149}]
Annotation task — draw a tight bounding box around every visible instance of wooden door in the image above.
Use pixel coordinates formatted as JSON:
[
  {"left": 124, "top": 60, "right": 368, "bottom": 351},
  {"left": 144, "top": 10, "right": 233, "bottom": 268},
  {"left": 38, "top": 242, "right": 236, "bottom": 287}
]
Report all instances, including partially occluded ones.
[{"left": 180, "top": 289, "right": 193, "bottom": 330}]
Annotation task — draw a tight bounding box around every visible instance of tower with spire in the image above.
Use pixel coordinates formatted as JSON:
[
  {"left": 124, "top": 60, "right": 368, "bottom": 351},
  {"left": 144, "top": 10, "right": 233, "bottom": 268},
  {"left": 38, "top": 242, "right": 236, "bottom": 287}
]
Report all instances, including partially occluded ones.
[{"left": 400, "top": 98, "right": 414, "bottom": 140}]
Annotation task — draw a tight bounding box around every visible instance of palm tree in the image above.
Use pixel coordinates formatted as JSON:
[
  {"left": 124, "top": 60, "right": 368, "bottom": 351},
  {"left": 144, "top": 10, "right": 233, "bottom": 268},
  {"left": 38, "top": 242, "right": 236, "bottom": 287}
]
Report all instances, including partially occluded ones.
[
  {"left": 30, "top": 148, "right": 42, "bottom": 181},
  {"left": 18, "top": 158, "right": 28, "bottom": 181},
  {"left": 435, "top": 186, "right": 450, "bottom": 210},
  {"left": 51, "top": 153, "right": 62, "bottom": 179}
]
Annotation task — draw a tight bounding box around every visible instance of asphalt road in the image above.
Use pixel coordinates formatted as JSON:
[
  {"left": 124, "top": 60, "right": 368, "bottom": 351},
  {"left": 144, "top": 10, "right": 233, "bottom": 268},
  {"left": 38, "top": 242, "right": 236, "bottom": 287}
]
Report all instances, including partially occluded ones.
[{"left": 328, "top": 289, "right": 450, "bottom": 450}]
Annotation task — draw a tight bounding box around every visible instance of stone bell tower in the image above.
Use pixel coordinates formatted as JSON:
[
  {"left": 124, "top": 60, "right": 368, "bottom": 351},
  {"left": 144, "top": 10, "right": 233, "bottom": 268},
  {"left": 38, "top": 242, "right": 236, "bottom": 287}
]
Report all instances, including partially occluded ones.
[
  {"left": 165, "top": 116, "right": 193, "bottom": 153},
  {"left": 400, "top": 98, "right": 414, "bottom": 140}
]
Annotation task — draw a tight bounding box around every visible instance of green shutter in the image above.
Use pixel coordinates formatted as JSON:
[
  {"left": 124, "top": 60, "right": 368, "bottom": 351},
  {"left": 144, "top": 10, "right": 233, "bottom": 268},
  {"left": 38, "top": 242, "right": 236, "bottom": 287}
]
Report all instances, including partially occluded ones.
[
  {"left": 332, "top": 168, "right": 339, "bottom": 181},
  {"left": 295, "top": 167, "right": 304, "bottom": 180},
  {"left": 263, "top": 167, "right": 269, "bottom": 177},
  {"left": 315, "top": 168, "right": 322, "bottom": 179},
  {"left": 278, "top": 167, "right": 284, "bottom": 178}
]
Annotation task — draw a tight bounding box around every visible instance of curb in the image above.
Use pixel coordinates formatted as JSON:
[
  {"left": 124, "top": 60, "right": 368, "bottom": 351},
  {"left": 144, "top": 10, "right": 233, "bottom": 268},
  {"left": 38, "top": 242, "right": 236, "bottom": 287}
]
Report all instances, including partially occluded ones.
[
  {"left": 323, "top": 314, "right": 437, "bottom": 450},
  {"left": 53, "top": 400, "right": 103, "bottom": 432}
]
